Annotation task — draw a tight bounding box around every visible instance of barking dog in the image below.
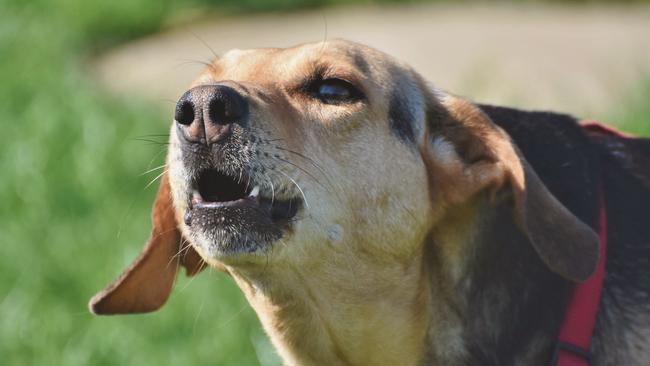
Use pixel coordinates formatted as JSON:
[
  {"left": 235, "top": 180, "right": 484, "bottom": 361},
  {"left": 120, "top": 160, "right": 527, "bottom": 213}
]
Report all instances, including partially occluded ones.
[{"left": 90, "top": 40, "right": 650, "bottom": 365}]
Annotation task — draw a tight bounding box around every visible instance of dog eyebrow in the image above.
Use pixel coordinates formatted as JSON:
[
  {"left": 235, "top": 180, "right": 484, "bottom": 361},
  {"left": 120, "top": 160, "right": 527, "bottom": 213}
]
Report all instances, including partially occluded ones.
[
  {"left": 351, "top": 51, "right": 370, "bottom": 74},
  {"left": 388, "top": 89, "right": 416, "bottom": 143}
]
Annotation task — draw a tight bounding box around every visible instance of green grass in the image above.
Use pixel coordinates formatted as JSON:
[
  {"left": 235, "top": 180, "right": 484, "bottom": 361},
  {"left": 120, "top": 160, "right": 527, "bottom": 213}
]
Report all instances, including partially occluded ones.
[
  {"left": 608, "top": 81, "right": 650, "bottom": 136},
  {"left": 0, "top": 0, "right": 649, "bottom": 365}
]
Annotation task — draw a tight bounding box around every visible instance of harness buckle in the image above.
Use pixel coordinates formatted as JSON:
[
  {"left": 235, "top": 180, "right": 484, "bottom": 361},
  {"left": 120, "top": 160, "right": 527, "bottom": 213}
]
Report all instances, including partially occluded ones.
[{"left": 549, "top": 341, "right": 591, "bottom": 365}]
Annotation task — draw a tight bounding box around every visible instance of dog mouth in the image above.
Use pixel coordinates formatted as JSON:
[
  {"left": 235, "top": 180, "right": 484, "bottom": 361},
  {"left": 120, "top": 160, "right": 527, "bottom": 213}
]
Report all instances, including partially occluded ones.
[
  {"left": 184, "top": 168, "right": 302, "bottom": 257},
  {"left": 190, "top": 169, "right": 300, "bottom": 220}
]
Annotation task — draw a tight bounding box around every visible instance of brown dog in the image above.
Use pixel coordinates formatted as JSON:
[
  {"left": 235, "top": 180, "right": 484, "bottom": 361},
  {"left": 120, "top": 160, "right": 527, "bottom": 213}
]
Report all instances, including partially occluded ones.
[{"left": 90, "top": 40, "right": 650, "bottom": 365}]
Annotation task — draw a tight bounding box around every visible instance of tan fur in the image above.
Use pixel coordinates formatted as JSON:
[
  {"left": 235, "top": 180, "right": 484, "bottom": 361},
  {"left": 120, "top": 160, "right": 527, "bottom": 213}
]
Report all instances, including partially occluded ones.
[{"left": 91, "top": 39, "right": 600, "bottom": 365}]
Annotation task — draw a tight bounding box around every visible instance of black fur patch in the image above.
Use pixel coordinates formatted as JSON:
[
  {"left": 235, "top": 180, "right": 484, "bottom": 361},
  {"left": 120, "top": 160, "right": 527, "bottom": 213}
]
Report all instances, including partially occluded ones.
[
  {"left": 465, "top": 105, "right": 650, "bottom": 363},
  {"left": 460, "top": 105, "right": 603, "bottom": 363},
  {"left": 388, "top": 91, "right": 416, "bottom": 143},
  {"left": 479, "top": 104, "right": 600, "bottom": 229},
  {"left": 589, "top": 132, "right": 650, "bottom": 363},
  {"left": 352, "top": 51, "right": 370, "bottom": 74}
]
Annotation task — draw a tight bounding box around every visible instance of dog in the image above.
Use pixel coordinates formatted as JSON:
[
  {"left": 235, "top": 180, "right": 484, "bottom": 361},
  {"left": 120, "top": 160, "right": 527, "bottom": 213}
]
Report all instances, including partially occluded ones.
[{"left": 90, "top": 39, "right": 650, "bottom": 365}]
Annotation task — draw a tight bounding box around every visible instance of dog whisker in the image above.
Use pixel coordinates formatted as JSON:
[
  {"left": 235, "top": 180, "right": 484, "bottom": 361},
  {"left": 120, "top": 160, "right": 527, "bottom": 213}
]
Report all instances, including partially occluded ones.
[
  {"left": 168, "top": 241, "right": 190, "bottom": 270},
  {"left": 145, "top": 169, "right": 167, "bottom": 189},
  {"left": 138, "top": 164, "right": 166, "bottom": 177},
  {"left": 276, "top": 170, "right": 309, "bottom": 210},
  {"left": 186, "top": 28, "right": 220, "bottom": 61},
  {"left": 264, "top": 172, "right": 276, "bottom": 206},
  {"left": 174, "top": 58, "right": 218, "bottom": 73},
  {"left": 274, "top": 145, "right": 336, "bottom": 190},
  {"left": 142, "top": 147, "right": 168, "bottom": 176},
  {"left": 135, "top": 133, "right": 170, "bottom": 138},
  {"left": 132, "top": 137, "right": 170, "bottom": 146},
  {"left": 214, "top": 305, "right": 248, "bottom": 330},
  {"left": 171, "top": 238, "right": 193, "bottom": 264},
  {"left": 274, "top": 156, "right": 326, "bottom": 192},
  {"left": 192, "top": 298, "right": 206, "bottom": 335}
]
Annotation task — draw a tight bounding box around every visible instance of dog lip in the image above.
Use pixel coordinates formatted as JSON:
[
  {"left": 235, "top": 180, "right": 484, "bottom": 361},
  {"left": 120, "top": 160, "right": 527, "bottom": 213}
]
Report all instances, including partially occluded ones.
[
  {"left": 189, "top": 189, "right": 301, "bottom": 219},
  {"left": 192, "top": 195, "right": 260, "bottom": 209},
  {"left": 184, "top": 187, "right": 302, "bottom": 257}
]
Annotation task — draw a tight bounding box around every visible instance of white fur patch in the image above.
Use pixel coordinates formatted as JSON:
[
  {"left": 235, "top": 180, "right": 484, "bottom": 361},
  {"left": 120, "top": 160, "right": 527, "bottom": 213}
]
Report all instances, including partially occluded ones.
[{"left": 430, "top": 136, "right": 460, "bottom": 167}]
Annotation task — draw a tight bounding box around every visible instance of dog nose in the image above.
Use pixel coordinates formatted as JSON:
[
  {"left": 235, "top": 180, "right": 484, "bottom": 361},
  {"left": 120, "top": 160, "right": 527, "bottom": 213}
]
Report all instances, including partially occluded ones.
[{"left": 174, "top": 84, "right": 247, "bottom": 145}]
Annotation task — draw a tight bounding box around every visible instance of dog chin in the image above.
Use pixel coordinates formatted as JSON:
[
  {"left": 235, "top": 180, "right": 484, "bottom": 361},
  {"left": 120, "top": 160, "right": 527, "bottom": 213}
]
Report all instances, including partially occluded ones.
[{"left": 185, "top": 204, "right": 293, "bottom": 262}]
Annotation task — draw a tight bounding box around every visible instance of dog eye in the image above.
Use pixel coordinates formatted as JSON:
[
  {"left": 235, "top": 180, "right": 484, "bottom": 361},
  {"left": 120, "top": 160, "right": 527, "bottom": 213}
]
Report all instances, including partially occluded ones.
[{"left": 313, "top": 78, "right": 362, "bottom": 104}]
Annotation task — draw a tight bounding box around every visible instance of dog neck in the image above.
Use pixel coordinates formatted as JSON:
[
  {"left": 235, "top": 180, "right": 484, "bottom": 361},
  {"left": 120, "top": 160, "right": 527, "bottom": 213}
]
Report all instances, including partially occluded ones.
[
  {"left": 226, "top": 199, "right": 572, "bottom": 366},
  {"left": 227, "top": 246, "right": 431, "bottom": 366}
]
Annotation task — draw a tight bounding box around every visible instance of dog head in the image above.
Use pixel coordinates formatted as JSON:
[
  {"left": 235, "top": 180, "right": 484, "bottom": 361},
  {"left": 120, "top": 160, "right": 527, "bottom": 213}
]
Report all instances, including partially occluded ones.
[{"left": 90, "top": 39, "right": 598, "bottom": 315}]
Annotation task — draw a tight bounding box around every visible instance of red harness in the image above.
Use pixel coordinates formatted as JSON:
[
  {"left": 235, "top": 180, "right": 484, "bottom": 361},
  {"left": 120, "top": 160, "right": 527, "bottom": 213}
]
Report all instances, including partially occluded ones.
[
  {"left": 551, "top": 122, "right": 631, "bottom": 365},
  {"left": 552, "top": 188, "right": 607, "bottom": 366}
]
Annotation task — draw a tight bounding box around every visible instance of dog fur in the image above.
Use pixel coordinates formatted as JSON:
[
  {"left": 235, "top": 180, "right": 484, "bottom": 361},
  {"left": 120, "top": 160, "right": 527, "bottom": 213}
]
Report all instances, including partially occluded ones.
[{"left": 90, "top": 40, "right": 650, "bottom": 365}]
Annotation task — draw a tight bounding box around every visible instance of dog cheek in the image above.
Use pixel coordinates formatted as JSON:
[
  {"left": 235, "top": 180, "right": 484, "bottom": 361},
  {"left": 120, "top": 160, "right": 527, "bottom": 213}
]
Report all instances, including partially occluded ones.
[
  {"left": 168, "top": 164, "right": 190, "bottom": 211},
  {"left": 167, "top": 130, "right": 191, "bottom": 208}
]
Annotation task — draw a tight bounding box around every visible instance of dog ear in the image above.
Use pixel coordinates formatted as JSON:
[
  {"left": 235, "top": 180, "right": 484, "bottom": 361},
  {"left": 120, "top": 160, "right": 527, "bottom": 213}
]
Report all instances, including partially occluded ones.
[
  {"left": 421, "top": 94, "right": 599, "bottom": 282},
  {"left": 89, "top": 171, "right": 205, "bottom": 315}
]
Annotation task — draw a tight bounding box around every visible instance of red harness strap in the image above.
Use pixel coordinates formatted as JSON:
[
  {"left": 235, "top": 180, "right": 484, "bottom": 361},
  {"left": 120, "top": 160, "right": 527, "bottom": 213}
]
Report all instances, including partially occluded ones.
[
  {"left": 552, "top": 191, "right": 607, "bottom": 366},
  {"left": 551, "top": 121, "right": 628, "bottom": 365}
]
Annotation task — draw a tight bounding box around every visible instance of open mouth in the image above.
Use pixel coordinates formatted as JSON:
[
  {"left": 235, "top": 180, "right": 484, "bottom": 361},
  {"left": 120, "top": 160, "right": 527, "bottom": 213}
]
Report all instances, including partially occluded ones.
[
  {"left": 183, "top": 168, "right": 302, "bottom": 257},
  {"left": 187, "top": 169, "right": 301, "bottom": 225}
]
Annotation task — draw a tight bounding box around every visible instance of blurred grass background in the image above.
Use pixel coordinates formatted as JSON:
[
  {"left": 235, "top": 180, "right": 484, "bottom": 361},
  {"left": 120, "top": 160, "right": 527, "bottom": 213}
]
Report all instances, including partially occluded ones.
[{"left": 0, "top": 0, "right": 648, "bottom": 365}]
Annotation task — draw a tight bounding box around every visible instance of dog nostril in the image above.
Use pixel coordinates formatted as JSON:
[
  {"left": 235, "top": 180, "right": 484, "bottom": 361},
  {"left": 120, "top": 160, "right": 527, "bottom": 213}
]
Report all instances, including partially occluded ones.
[
  {"left": 175, "top": 100, "right": 195, "bottom": 126},
  {"left": 207, "top": 88, "right": 246, "bottom": 126},
  {"left": 208, "top": 99, "right": 229, "bottom": 126}
]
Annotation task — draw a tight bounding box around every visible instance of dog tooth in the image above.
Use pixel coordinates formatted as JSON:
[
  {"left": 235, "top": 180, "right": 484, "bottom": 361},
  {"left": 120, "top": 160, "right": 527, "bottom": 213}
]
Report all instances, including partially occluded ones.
[
  {"left": 249, "top": 185, "right": 260, "bottom": 198},
  {"left": 192, "top": 190, "right": 202, "bottom": 204}
]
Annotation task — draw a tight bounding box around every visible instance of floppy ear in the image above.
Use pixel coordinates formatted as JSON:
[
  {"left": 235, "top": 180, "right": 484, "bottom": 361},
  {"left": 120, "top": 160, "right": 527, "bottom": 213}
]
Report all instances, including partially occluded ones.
[
  {"left": 89, "top": 171, "right": 205, "bottom": 315},
  {"left": 422, "top": 94, "right": 599, "bottom": 282}
]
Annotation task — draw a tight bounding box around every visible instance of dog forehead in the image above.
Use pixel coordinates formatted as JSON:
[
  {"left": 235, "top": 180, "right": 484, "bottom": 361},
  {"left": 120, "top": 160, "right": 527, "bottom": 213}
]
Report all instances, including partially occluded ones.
[
  {"left": 208, "top": 40, "right": 391, "bottom": 83},
  {"left": 198, "top": 40, "right": 427, "bottom": 144}
]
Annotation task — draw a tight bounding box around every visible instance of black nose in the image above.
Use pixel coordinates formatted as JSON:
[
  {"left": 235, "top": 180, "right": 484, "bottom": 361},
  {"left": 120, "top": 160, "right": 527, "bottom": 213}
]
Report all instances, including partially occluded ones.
[{"left": 174, "top": 84, "right": 247, "bottom": 145}]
